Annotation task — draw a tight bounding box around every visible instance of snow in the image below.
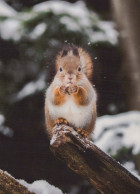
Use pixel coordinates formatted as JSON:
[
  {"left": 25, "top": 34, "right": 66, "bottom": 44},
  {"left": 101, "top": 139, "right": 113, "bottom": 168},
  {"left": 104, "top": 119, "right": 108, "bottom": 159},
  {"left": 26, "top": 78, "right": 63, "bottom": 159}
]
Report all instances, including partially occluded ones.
[
  {"left": 0, "top": 114, "right": 13, "bottom": 137},
  {"left": 30, "top": 23, "right": 47, "bottom": 39},
  {"left": 93, "top": 111, "right": 140, "bottom": 178},
  {"left": 0, "top": 19, "right": 22, "bottom": 41},
  {"left": 33, "top": 0, "right": 95, "bottom": 21},
  {"left": 50, "top": 134, "right": 57, "bottom": 145},
  {"left": 0, "top": 0, "right": 118, "bottom": 44},
  {"left": 107, "top": 103, "right": 117, "bottom": 113},
  {"left": 33, "top": 0, "right": 118, "bottom": 44},
  {"left": 94, "top": 111, "right": 140, "bottom": 155},
  {"left": 97, "top": 21, "right": 118, "bottom": 45},
  {"left": 60, "top": 16, "right": 81, "bottom": 31},
  {"left": 0, "top": 1, "right": 22, "bottom": 41},
  {"left": 3, "top": 170, "right": 63, "bottom": 194},
  {"left": 123, "top": 161, "right": 139, "bottom": 179},
  {"left": 0, "top": 0, "right": 17, "bottom": 17},
  {"left": 50, "top": 125, "right": 78, "bottom": 146},
  {"left": 33, "top": 1, "right": 118, "bottom": 44},
  {"left": 0, "top": 114, "right": 5, "bottom": 125},
  {"left": 13, "top": 73, "right": 46, "bottom": 101},
  {"left": 19, "top": 180, "right": 63, "bottom": 194}
]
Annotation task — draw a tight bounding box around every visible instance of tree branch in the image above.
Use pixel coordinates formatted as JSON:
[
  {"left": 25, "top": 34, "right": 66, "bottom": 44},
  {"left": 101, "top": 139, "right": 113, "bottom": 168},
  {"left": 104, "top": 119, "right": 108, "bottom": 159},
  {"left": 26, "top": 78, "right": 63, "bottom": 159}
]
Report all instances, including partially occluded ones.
[
  {"left": 0, "top": 170, "right": 34, "bottom": 194},
  {"left": 50, "top": 125, "right": 140, "bottom": 194}
]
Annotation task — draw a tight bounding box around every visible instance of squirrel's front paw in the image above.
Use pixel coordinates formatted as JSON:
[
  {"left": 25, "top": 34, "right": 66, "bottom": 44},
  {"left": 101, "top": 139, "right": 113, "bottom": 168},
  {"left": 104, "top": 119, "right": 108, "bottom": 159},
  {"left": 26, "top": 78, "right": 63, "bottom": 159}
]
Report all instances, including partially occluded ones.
[
  {"left": 67, "top": 84, "right": 78, "bottom": 95},
  {"left": 60, "top": 85, "right": 67, "bottom": 95}
]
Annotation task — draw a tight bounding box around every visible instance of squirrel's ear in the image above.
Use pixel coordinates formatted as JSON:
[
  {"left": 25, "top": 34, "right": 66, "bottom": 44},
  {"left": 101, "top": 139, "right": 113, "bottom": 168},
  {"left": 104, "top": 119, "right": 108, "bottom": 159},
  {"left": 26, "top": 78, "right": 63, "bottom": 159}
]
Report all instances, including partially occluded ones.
[
  {"left": 73, "top": 47, "right": 79, "bottom": 56},
  {"left": 61, "top": 44, "right": 71, "bottom": 57},
  {"left": 61, "top": 44, "right": 79, "bottom": 57},
  {"left": 61, "top": 49, "right": 68, "bottom": 57}
]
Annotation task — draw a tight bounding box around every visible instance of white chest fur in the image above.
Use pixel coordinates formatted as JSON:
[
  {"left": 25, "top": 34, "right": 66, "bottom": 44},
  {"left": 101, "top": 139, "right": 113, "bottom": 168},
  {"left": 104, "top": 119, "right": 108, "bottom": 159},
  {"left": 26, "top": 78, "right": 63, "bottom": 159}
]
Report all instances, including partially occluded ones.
[{"left": 48, "top": 96, "right": 93, "bottom": 128}]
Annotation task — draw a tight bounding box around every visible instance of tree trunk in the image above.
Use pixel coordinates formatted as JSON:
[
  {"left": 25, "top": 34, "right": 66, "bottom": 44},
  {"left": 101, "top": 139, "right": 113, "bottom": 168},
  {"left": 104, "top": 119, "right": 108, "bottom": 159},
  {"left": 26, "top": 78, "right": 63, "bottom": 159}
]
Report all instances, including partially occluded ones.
[
  {"left": 111, "top": 0, "right": 140, "bottom": 110},
  {"left": 0, "top": 170, "right": 34, "bottom": 194},
  {"left": 50, "top": 125, "right": 140, "bottom": 194}
]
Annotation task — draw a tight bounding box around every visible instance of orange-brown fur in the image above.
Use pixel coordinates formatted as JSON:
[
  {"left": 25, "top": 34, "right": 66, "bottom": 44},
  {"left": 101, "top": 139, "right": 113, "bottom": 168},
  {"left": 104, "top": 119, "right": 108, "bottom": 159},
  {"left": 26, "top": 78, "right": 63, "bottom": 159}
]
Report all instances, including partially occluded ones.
[
  {"left": 73, "top": 87, "right": 89, "bottom": 106},
  {"left": 53, "top": 88, "right": 66, "bottom": 105},
  {"left": 78, "top": 47, "right": 93, "bottom": 80}
]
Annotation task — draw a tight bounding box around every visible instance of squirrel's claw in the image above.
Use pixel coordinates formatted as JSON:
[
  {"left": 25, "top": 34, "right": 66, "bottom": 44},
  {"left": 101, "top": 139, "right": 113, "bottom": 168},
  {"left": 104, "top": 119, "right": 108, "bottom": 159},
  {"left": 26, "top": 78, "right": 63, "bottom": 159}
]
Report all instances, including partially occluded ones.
[
  {"left": 75, "top": 127, "right": 89, "bottom": 138},
  {"left": 54, "top": 118, "right": 69, "bottom": 126}
]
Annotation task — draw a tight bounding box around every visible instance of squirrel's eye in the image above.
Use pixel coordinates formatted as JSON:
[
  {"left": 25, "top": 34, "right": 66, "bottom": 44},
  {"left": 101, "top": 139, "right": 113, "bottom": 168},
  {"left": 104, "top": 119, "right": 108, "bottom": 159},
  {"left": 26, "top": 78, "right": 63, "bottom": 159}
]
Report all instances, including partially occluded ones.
[
  {"left": 59, "top": 67, "right": 63, "bottom": 72},
  {"left": 78, "top": 67, "right": 81, "bottom": 72}
]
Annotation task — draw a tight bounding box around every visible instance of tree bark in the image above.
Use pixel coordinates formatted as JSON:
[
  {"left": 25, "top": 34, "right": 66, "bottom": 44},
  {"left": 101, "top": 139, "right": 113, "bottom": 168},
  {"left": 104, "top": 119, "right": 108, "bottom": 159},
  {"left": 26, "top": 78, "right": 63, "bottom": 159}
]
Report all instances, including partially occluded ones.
[
  {"left": 0, "top": 170, "right": 34, "bottom": 194},
  {"left": 111, "top": 0, "right": 140, "bottom": 110},
  {"left": 50, "top": 125, "right": 140, "bottom": 194}
]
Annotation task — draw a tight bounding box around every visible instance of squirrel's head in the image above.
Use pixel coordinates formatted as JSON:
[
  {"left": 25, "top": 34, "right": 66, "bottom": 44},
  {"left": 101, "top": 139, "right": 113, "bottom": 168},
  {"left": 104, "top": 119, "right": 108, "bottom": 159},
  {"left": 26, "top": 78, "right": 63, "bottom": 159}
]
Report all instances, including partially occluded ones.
[{"left": 55, "top": 44, "right": 93, "bottom": 86}]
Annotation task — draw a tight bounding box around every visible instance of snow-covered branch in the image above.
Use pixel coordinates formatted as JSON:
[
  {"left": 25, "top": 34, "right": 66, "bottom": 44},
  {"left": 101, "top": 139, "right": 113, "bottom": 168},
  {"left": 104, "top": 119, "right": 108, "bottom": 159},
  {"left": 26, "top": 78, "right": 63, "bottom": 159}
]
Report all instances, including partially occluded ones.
[
  {"left": 0, "top": 170, "right": 33, "bottom": 194},
  {"left": 0, "top": 169, "right": 63, "bottom": 194},
  {"left": 50, "top": 124, "right": 140, "bottom": 194}
]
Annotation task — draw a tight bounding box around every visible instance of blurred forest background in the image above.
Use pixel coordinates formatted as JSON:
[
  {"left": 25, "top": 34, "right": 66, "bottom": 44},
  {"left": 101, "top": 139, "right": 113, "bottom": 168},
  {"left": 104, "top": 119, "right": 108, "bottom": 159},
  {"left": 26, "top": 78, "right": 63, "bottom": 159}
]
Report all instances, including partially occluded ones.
[{"left": 0, "top": 0, "right": 140, "bottom": 193}]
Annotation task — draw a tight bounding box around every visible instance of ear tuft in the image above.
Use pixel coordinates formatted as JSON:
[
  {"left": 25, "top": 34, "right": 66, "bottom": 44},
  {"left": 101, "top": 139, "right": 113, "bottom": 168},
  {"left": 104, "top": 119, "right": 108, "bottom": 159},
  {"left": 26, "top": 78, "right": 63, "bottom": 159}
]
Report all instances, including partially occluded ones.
[
  {"left": 61, "top": 49, "right": 68, "bottom": 57},
  {"left": 61, "top": 43, "right": 79, "bottom": 57},
  {"left": 72, "top": 47, "right": 79, "bottom": 56}
]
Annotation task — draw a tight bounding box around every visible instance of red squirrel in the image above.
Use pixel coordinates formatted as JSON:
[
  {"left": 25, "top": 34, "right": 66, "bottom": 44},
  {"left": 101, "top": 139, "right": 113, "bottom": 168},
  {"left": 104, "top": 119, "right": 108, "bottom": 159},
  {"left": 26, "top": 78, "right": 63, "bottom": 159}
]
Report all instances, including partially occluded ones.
[{"left": 45, "top": 44, "right": 97, "bottom": 139}]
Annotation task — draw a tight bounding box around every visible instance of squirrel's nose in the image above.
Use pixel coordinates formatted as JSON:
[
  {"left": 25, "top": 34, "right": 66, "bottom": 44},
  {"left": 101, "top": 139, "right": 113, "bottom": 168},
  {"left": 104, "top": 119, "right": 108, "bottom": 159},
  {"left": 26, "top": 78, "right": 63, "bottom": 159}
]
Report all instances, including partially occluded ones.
[
  {"left": 69, "top": 77, "right": 72, "bottom": 80},
  {"left": 68, "top": 70, "right": 73, "bottom": 74}
]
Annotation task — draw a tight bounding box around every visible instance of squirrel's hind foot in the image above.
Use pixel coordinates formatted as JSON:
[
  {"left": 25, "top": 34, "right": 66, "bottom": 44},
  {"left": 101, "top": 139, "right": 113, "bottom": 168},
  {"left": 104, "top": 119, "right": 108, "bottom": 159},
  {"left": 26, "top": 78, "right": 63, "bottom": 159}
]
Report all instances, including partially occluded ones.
[
  {"left": 54, "top": 119, "right": 89, "bottom": 138},
  {"left": 75, "top": 127, "right": 89, "bottom": 138},
  {"left": 54, "top": 118, "right": 69, "bottom": 126}
]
